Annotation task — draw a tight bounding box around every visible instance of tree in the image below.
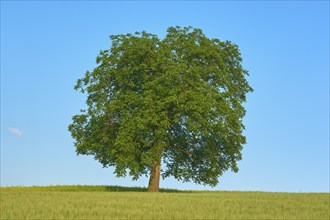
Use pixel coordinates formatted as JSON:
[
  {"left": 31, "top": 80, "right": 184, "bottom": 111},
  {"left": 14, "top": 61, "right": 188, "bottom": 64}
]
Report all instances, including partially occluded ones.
[{"left": 68, "top": 26, "right": 253, "bottom": 192}]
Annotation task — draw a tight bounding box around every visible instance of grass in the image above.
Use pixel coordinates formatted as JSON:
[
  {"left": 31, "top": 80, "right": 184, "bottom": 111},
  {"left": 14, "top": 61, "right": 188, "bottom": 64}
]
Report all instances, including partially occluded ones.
[{"left": 1, "top": 185, "right": 329, "bottom": 219}]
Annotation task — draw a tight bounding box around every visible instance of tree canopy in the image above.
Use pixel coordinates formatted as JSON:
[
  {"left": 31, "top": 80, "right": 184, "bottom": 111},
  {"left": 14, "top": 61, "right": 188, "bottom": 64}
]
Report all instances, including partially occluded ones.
[{"left": 68, "top": 26, "right": 253, "bottom": 191}]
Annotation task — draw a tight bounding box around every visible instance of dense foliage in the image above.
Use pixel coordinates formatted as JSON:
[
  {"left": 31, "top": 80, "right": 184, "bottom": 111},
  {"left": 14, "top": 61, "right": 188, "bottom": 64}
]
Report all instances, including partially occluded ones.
[{"left": 69, "top": 26, "right": 253, "bottom": 188}]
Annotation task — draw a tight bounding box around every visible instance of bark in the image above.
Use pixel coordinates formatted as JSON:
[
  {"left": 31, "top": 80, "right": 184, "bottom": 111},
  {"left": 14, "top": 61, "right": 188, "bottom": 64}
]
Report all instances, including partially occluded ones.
[{"left": 147, "top": 162, "right": 161, "bottom": 192}]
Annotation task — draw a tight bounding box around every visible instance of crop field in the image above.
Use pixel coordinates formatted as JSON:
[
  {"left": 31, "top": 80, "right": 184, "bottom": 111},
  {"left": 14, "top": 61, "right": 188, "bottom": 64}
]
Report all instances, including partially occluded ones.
[{"left": 1, "top": 185, "right": 329, "bottom": 219}]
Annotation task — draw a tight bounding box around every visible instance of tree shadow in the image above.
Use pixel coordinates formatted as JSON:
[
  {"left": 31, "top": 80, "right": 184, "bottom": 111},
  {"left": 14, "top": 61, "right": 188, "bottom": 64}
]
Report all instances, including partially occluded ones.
[{"left": 104, "top": 185, "right": 192, "bottom": 193}]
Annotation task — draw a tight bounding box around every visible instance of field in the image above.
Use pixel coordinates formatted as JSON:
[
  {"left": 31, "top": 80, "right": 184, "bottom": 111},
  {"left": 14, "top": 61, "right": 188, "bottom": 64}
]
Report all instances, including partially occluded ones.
[{"left": 1, "top": 185, "right": 329, "bottom": 219}]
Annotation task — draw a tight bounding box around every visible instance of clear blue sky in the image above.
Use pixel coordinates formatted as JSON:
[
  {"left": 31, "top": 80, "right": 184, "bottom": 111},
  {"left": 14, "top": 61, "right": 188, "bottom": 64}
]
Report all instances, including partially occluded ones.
[{"left": 1, "top": 1, "right": 329, "bottom": 192}]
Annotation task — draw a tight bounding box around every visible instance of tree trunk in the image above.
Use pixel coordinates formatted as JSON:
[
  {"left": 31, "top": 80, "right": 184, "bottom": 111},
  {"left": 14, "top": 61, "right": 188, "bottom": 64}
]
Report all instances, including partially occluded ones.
[{"left": 147, "top": 162, "right": 161, "bottom": 192}]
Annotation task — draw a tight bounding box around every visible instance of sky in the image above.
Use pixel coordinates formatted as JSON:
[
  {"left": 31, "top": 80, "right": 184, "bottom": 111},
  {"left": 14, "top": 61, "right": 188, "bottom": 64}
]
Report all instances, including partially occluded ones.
[{"left": 1, "top": 1, "right": 329, "bottom": 193}]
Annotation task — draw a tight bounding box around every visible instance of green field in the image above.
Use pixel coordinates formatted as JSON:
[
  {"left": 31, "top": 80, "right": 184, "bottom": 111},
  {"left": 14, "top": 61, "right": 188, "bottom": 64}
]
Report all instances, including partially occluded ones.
[{"left": 1, "top": 185, "right": 329, "bottom": 219}]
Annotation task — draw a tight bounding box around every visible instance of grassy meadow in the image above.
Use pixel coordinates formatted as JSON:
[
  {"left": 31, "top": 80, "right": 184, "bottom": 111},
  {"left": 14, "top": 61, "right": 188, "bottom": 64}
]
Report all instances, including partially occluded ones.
[{"left": 1, "top": 185, "right": 329, "bottom": 219}]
